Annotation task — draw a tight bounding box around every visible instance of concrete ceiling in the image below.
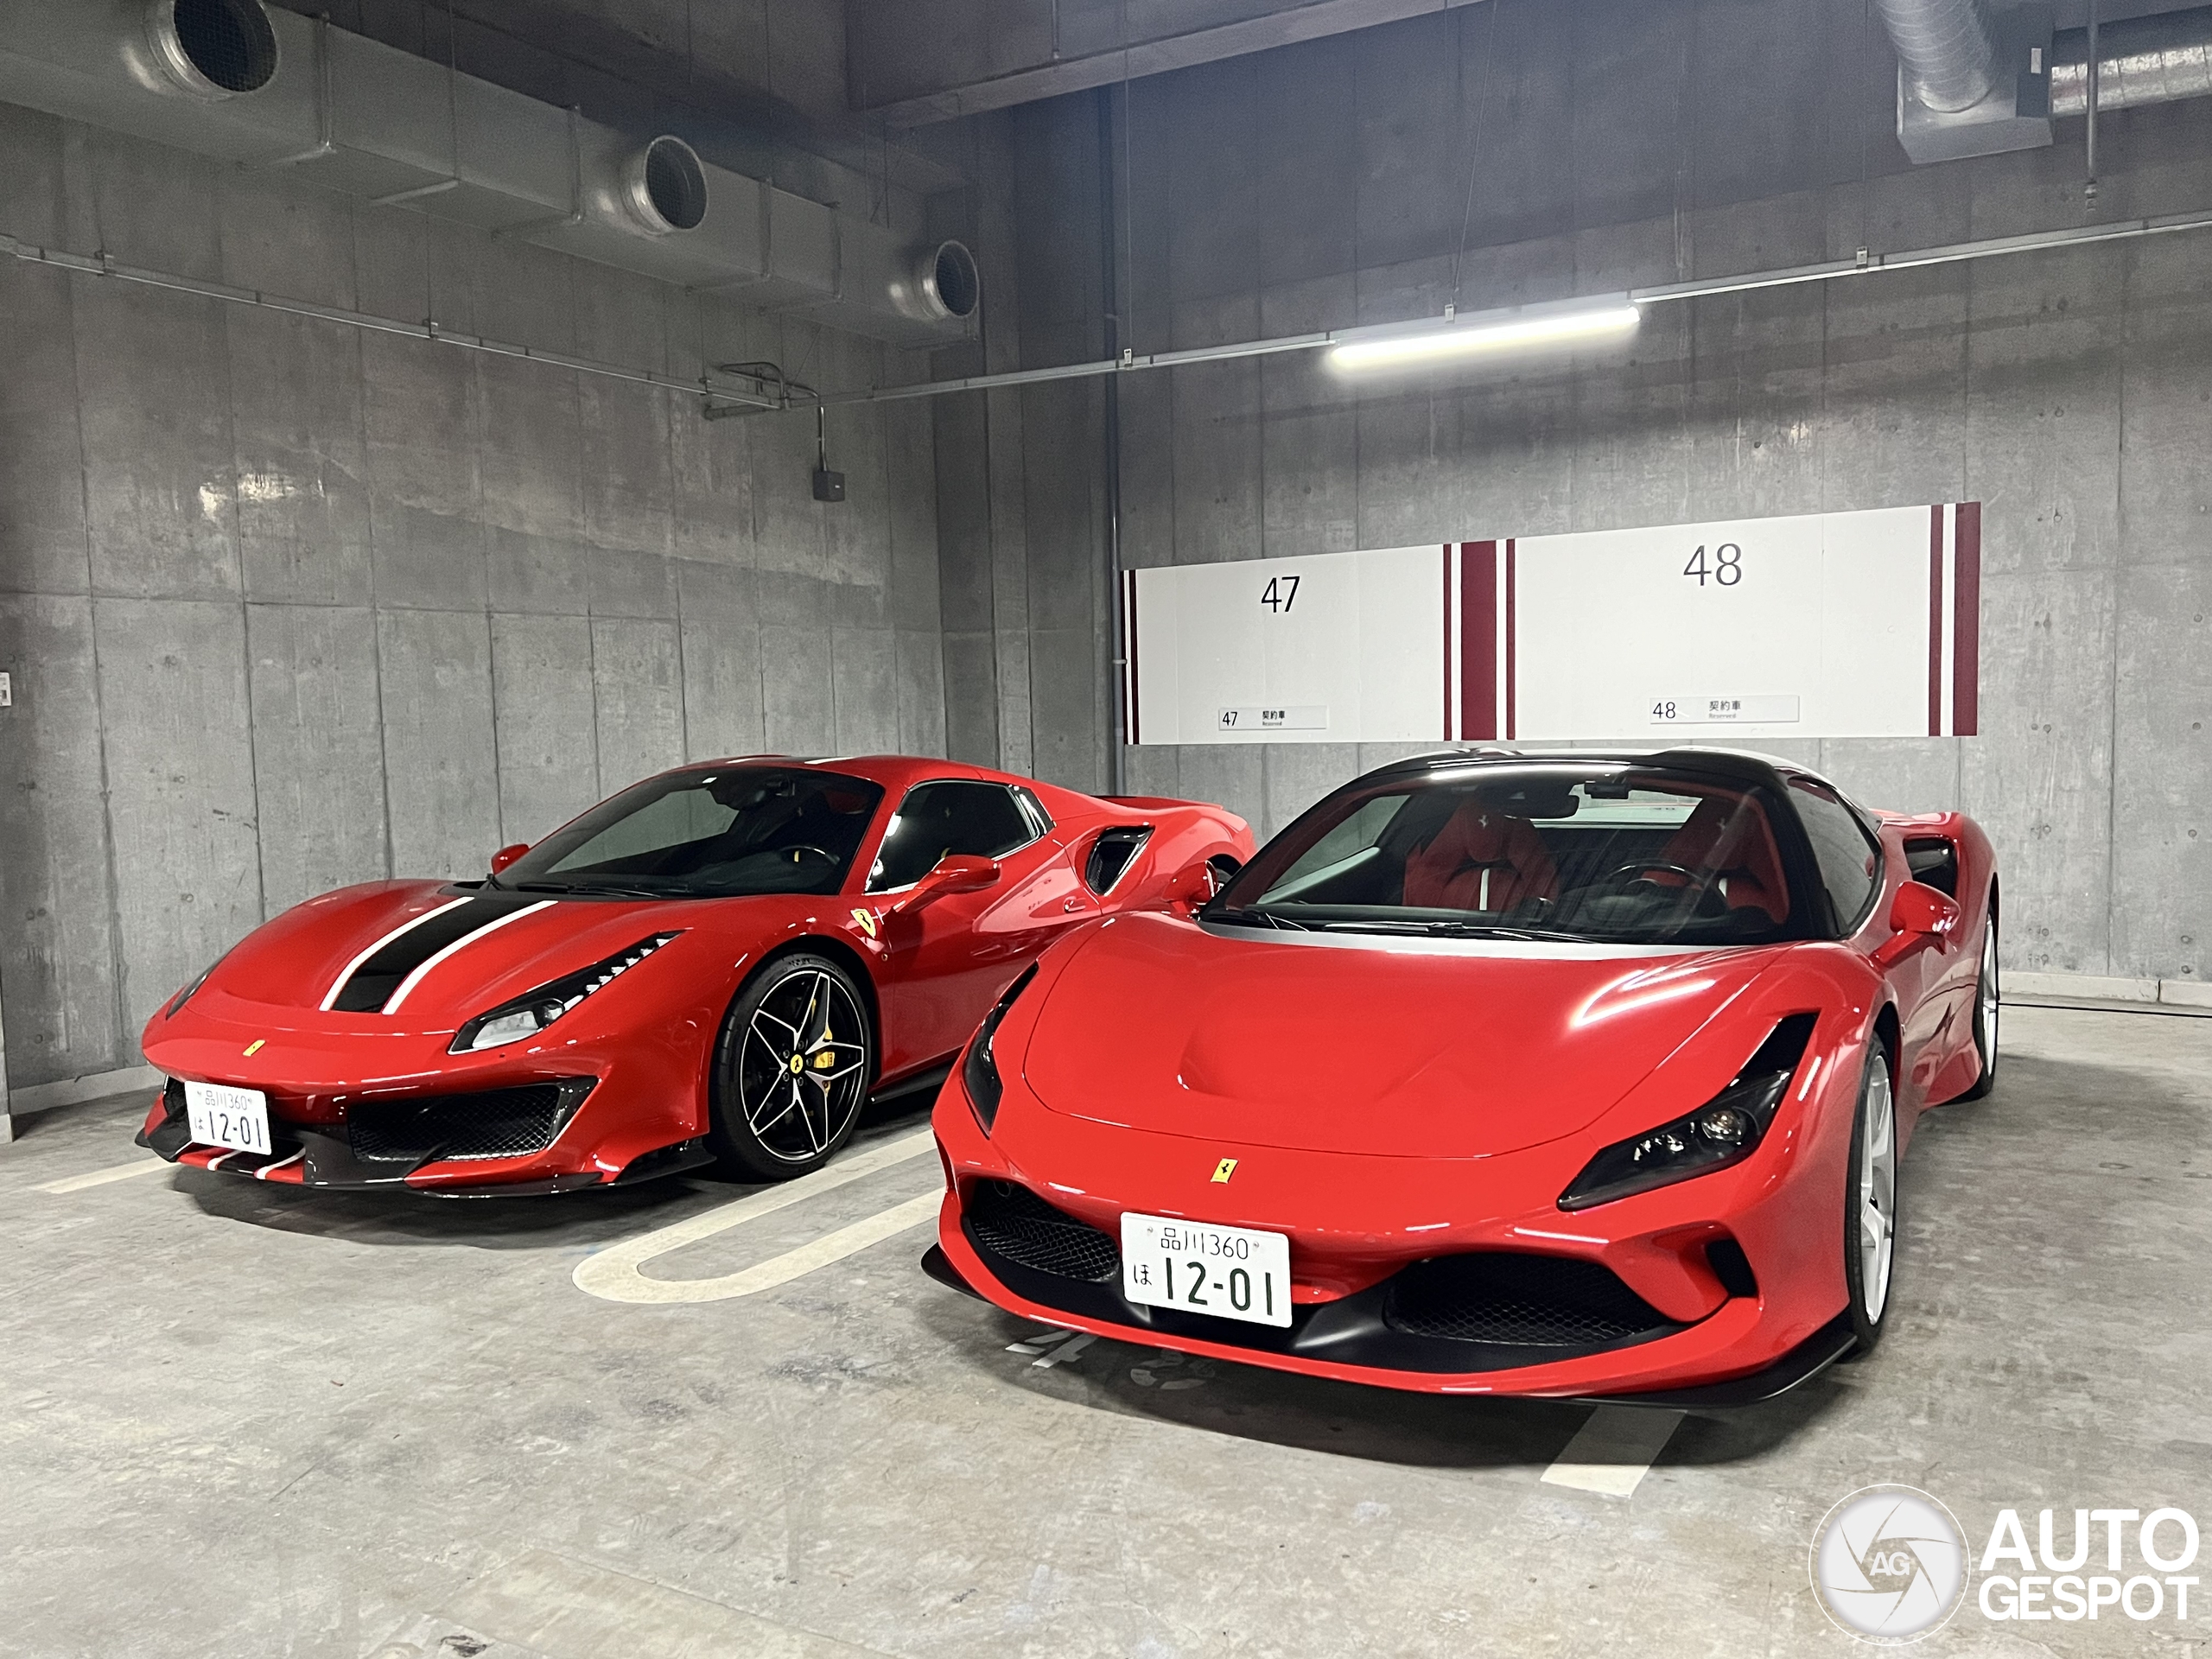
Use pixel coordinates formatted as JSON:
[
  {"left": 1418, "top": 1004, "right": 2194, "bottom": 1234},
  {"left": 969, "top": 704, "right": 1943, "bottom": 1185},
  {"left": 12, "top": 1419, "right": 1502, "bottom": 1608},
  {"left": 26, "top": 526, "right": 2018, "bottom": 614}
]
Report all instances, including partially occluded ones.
[{"left": 846, "top": 0, "right": 1487, "bottom": 125}]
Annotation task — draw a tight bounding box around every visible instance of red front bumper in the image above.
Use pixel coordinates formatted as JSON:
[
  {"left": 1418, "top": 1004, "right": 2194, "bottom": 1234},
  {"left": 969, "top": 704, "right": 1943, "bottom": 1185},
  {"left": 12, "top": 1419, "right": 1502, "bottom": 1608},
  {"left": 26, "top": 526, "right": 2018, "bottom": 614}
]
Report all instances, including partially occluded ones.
[{"left": 928, "top": 1063, "right": 1857, "bottom": 1400}]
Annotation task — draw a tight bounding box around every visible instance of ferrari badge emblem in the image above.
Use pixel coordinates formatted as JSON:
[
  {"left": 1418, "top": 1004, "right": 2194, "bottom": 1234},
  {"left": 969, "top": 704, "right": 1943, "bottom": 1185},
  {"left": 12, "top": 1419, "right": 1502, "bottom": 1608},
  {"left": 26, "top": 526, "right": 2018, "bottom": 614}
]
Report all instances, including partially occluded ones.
[
  {"left": 243, "top": 1039, "right": 265, "bottom": 1058},
  {"left": 1211, "top": 1158, "right": 1238, "bottom": 1183},
  {"left": 851, "top": 907, "right": 878, "bottom": 938}
]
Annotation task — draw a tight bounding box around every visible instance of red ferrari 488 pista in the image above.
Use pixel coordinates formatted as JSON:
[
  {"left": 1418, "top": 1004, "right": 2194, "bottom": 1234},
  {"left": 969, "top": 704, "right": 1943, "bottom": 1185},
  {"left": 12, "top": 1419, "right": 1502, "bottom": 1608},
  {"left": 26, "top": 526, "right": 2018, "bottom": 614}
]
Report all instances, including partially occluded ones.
[
  {"left": 927, "top": 747, "right": 1998, "bottom": 1404},
  {"left": 137, "top": 757, "right": 1250, "bottom": 1194}
]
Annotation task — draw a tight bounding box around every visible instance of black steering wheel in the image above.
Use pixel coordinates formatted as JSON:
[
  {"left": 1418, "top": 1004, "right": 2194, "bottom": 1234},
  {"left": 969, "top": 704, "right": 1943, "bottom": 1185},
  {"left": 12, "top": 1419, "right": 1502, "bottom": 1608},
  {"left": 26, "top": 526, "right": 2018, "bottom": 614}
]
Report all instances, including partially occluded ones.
[{"left": 782, "top": 845, "right": 838, "bottom": 868}]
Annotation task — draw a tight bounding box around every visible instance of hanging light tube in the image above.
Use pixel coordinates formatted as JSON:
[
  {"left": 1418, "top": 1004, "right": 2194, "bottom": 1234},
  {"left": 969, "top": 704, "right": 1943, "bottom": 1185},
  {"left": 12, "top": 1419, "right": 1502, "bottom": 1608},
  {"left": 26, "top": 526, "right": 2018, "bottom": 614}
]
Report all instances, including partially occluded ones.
[{"left": 1325, "top": 293, "right": 1642, "bottom": 372}]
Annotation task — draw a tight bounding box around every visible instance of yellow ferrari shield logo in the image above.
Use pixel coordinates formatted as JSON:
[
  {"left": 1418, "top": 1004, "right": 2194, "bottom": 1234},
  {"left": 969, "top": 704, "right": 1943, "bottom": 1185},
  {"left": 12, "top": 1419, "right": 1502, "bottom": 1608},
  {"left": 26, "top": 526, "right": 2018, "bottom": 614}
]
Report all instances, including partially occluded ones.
[
  {"left": 243, "top": 1039, "right": 265, "bottom": 1058},
  {"left": 1211, "top": 1158, "right": 1237, "bottom": 1183},
  {"left": 851, "top": 907, "right": 878, "bottom": 938}
]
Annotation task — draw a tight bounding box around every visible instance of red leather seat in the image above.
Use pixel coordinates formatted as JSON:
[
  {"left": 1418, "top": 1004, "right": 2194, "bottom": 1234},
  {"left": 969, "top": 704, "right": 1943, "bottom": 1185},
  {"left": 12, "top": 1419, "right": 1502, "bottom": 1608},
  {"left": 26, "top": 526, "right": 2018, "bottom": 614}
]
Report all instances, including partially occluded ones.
[
  {"left": 1402, "top": 803, "right": 1559, "bottom": 912},
  {"left": 1661, "top": 797, "right": 1789, "bottom": 922}
]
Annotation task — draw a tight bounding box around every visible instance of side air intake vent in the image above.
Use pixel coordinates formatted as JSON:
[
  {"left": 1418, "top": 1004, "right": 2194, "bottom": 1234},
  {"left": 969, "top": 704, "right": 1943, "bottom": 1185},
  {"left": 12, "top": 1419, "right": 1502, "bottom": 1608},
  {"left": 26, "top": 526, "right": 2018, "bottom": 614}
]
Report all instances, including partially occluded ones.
[{"left": 1084, "top": 826, "right": 1153, "bottom": 895}]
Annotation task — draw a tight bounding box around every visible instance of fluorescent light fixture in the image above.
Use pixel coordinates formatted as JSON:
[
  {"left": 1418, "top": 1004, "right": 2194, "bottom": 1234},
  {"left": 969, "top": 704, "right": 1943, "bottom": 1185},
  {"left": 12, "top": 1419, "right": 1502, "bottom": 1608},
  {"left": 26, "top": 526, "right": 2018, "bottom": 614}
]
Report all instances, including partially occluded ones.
[{"left": 1326, "top": 293, "right": 1641, "bottom": 372}]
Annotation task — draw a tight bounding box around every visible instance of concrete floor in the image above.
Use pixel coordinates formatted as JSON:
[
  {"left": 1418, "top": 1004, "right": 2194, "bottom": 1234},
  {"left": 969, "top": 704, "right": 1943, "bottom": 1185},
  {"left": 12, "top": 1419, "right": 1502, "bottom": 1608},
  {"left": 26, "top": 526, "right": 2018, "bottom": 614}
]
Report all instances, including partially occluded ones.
[{"left": 3, "top": 1004, "right": 2207, "bottom": 1659}]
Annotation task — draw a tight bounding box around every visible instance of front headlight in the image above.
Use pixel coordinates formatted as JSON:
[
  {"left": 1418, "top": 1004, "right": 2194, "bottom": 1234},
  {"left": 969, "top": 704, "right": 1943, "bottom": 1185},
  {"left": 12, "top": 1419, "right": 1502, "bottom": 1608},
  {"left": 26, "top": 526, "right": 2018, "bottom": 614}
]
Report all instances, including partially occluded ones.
[
  {"left": 450, "top": 931, "right": 682, "bottom": 1054},
  {"left": 1558, "top": 1014, "right": 1818, "bottom": 1211},
  {"left": 963, "top": 963, "right": 1039, "bottom": 1135}
]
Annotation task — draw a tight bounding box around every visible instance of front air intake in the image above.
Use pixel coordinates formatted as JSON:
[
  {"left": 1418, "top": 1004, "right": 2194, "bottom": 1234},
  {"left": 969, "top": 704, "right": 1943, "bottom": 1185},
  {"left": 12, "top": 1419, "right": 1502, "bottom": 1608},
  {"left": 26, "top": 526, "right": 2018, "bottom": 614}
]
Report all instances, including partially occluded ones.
[
  {"left": 146, "top": 0, "right": 279, "bottom": 97},
  {"left": 964, "top": 1181, "right": 1120, "bottom": 1282},
  {"left": 1382, "top": 1252, "right": 1676, "bottom": 1347}
]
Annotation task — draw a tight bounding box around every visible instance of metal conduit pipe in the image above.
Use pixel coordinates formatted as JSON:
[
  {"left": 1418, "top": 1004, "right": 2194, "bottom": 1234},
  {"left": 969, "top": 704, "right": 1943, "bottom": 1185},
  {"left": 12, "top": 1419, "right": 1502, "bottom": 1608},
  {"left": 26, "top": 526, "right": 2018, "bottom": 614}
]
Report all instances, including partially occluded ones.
[
  {"left": 2050, "top": 3, "right": 2212, "bottom": 115},
  {"left": 1873, "top": 0, "right": 2003, "bottom": 112},
  {"left": 0, "top": 0, "right": 978, "bottom": 347}
]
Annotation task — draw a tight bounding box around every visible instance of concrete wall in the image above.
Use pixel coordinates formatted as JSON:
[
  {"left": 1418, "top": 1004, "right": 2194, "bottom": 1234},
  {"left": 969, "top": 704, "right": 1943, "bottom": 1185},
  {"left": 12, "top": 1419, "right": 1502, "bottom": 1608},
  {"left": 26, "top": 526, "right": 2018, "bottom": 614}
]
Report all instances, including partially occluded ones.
[
  {"left": 951, "top": 0, "right": 2212, "bottom": 988},
  {"left": 0, "top": 104, "right": 948, "bottom": 1093}
]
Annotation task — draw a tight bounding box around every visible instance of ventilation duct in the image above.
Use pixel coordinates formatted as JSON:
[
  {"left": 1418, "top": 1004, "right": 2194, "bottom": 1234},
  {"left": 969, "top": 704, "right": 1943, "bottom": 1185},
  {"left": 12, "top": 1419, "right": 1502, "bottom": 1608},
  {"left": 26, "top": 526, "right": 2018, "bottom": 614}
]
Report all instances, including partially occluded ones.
[
  {"left": 1881, "top": 0, "right": 2212, "bottom": 163},
  {"left": 1875, "top": 0, "right": 2004, "bottom": 111},
  {"left": 0, "top": 0, "right": 975, "bottom": 348},
  {"left": 2049, "top": 3, "right": 2212, "bottom": 116}
]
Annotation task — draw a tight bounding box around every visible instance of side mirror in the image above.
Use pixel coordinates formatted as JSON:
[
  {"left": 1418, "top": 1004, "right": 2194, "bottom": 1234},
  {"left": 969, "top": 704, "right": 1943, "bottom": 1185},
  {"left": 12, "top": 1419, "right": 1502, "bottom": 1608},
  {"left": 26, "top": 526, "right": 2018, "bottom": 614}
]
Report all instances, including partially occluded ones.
[
  {"left": 490, "top": 843, "right": 531, "bottom": 875},
  {"left": 1872, "top": 880, "right": 1961, "bottom": 969},
  {"left": 1168, "top": 857, "right": 1227, "bottom": 915},
  {"left": 896, "top": 854, "right": 1001, "bottom": 915}
]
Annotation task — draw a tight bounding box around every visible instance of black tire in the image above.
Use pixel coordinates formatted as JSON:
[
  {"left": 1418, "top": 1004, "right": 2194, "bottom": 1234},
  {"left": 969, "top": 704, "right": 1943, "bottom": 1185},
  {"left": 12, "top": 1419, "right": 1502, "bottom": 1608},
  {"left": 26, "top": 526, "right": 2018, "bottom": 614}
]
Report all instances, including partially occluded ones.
[
  {"left": 707, "top": 953, "right": 875, "bottom": 1180},
  {"left": 1841, "top": 1043, "right": 1898, "bottom": 1354},
  {"left": 1958, "top": 903, "right": 1999, "bottom": 1101}
]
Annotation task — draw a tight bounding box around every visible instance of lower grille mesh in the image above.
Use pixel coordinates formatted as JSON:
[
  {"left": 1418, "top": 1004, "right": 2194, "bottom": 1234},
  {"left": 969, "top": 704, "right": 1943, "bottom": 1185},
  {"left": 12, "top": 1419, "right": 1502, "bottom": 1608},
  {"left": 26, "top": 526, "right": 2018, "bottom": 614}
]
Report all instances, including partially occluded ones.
[
  {"left": 965, "top": 1181, "right": 1120, "bottom": 1282},
  {"left": 347, "top": 1084, "right": 570, "bottom": 1163},
  {"left": 1382, "top": 1253, "right": 1673, "bottom": 1347}
]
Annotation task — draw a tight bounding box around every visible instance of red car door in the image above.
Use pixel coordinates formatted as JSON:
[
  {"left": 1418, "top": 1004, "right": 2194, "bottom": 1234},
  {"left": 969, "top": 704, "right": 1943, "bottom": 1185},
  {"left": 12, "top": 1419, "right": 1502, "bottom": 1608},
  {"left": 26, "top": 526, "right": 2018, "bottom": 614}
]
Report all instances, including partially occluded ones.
[{"left": 867, "top": 782, "right": 1099, "bottom": 1073}]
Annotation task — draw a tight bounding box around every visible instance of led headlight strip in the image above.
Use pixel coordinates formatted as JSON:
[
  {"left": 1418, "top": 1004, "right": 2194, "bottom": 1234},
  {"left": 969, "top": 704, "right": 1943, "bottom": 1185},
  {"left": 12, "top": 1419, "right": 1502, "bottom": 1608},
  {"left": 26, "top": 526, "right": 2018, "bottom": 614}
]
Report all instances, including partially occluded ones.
[
  {"left": 450, "top": 931, "right": 683, "bottom": 1055},
  {"left": 963, "top": 963, "right": 1039, "bottom": 1135},
  {"left": 1558, "top": 1013, "right": 1820, "bottom": 1211}
]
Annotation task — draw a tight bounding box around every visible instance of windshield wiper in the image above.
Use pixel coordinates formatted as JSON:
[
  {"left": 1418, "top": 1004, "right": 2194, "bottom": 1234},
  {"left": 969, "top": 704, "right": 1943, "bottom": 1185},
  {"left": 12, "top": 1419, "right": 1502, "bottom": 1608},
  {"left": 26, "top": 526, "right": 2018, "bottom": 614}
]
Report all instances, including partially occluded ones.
[
  {"left": 1312, "top": 919, "right": 1587, "bottom": 942},
  {"left": 507, "top": 880, "right": 674, "bottom": 901},
  {"left": 1205, "top": 906, "right": 1309, "bottom": 931}
]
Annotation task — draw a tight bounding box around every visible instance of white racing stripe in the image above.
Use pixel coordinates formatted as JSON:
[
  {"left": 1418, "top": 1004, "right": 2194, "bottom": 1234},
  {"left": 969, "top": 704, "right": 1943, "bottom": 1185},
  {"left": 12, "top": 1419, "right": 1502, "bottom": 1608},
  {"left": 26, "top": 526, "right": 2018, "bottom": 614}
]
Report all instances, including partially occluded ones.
[
  {"left": 573, "top": 1128, "right": 938, "bottom": 1305},
  {"left": 384, "top": 900, "right": 556, "bottom": 1014},
  {"left": 34, "top": 1158, "right": 173, "bottom": 1195},
  {"left": 1540, "top": 1405, "right": 1686, "bottom": 1497},
  {"left": 319, "top": 895, "right": 474, "bottom": 1011}
]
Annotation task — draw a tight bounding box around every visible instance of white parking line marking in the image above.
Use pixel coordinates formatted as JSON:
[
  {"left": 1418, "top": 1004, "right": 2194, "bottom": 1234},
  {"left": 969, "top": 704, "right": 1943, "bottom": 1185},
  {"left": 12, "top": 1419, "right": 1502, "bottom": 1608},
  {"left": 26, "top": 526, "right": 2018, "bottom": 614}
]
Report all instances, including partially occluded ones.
[
  {"left": 35, "top": 1159, "right": 173, "bottom": 1194},
  {"left": 572, "top": 1128, "right": 937, "bottom": 1304},
  {"left": 578, "top": 1190, "right": 941, "bottom": 1305},
  {"left": 1540, "top": 1406, "right": 1686, "bottom": 1497}
]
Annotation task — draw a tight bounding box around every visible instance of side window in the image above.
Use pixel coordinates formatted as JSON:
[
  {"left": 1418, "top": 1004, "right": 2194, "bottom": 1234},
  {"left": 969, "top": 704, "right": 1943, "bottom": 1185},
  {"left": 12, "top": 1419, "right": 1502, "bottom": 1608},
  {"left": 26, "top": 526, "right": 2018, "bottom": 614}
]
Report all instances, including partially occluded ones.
[
  {"left": 868, "top": 782, "right": 1041, "bottom": 892},
  {"left": 1789, "top": 779, "right": 1882, "bottom": 933}
]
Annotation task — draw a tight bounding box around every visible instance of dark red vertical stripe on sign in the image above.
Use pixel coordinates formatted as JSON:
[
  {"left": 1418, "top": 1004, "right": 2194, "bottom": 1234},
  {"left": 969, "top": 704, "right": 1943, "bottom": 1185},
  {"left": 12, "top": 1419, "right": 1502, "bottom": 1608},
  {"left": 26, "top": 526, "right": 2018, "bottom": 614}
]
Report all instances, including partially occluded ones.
[
  {"left": 1927, "top": 506, "right": 1945, "bottom": 738},
  {"left": 1952, "top": 501, "right": 1980, "bottom": 736},
  {"left": 1441, "top": 547, "right": 1453, "bottom": 740},
  {"left": 1125, "top": 569, "right": 1141, "bottom": 746},
  {"left": 1503, "top": 539, "right": 1518, "bottom": 741},
  {"left": 1461, "top": 542, "right": 1497, "bottom": 741}
]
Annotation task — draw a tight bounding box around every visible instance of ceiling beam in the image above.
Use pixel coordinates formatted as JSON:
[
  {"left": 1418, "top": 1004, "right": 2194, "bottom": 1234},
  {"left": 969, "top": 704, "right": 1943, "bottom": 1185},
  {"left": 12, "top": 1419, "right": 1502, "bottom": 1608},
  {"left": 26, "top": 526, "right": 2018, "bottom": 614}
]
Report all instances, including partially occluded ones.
[{"left": 848, "top": 0, "right": 1487, "bottom": 126}]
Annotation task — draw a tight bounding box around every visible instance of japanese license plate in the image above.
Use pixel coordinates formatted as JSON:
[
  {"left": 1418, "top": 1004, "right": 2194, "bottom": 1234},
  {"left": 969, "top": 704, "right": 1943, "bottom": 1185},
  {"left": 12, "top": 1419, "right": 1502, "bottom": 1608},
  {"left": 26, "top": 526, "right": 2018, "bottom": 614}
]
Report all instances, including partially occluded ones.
[
  {"left": 1120, "top": 1211, "right": 1292, "bottom": 1327},
  {"left": 182, "top": 1080, "right": 272, "bottom": 1155}
]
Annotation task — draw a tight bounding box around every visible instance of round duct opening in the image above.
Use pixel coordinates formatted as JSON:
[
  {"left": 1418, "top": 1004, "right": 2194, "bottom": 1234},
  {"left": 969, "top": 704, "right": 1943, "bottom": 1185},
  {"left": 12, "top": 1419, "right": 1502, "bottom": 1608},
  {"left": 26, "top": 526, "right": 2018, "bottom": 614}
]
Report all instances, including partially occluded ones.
[
  {"left": 921, "top": 240, "right": 981, "bottom": 322},
  {"left": 622, "top": 137, "right": 709, "bottom": 235},
  {"left": 146, "top": 0, "right": 280, "bottom": 98}
]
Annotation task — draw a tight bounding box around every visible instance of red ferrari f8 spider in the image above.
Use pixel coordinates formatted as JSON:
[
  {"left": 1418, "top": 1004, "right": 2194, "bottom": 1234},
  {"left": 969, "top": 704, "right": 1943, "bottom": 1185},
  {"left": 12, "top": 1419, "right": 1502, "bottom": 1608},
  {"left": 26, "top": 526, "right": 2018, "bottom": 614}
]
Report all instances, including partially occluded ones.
[
  {"left": 927, "top": 748, "right": 1999, "bottom": 1403},
  {"left": 137, "top": 757, "right": 1250, "bottom": 1194}
]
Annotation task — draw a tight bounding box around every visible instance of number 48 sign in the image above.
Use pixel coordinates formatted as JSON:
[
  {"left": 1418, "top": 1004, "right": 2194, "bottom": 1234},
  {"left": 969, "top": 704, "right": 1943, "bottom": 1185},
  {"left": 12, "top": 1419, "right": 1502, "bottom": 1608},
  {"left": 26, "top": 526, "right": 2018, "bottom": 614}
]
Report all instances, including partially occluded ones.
[{"left": 1683, "top": 543, "right": 1743, "bottom": 587}]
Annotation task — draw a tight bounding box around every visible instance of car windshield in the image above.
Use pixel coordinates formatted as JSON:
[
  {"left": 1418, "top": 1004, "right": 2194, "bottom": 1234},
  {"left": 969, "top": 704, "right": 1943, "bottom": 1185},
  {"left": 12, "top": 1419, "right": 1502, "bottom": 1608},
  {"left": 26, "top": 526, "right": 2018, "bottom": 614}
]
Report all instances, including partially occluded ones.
[
  {"left": 1207, "top": 762, "right": 1802, "bottom": 946},
  {"left": 493, "top": 766, "right": 884, "bottom": 899}
]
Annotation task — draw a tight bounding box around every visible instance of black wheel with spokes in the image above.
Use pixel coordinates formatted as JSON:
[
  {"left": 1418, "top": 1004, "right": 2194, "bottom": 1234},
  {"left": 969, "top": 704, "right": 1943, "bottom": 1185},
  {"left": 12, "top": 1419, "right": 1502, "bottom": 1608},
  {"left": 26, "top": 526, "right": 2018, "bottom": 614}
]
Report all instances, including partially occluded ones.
[{"left": 709, "top": 953, "right": 874, "bottom": 1179}]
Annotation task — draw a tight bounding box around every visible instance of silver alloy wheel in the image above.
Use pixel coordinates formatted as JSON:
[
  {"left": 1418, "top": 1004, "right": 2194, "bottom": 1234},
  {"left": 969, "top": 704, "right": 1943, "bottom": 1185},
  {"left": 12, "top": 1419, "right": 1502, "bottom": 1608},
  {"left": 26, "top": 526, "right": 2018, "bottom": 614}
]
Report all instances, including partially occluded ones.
[
  {"left": 1858, "top": 1052, "right": 1897, "bottom": 1324},
  {"left": 1980, "top": 921, "right": 1999, "bottom": 1066},
  {"left": 737, "top": 968, "right": 869, "bottom": 1164}
]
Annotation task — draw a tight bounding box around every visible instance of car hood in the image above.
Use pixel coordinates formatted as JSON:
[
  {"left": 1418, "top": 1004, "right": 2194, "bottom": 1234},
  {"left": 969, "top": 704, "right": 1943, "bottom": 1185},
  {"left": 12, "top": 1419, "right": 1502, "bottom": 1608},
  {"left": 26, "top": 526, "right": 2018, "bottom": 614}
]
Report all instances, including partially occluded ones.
[
  {"left": 201, "top": 880, "right": 713, "bottom": 1029},
  {"left": 1020, "top": 913, "right": 1786, "bottom": 1158}
]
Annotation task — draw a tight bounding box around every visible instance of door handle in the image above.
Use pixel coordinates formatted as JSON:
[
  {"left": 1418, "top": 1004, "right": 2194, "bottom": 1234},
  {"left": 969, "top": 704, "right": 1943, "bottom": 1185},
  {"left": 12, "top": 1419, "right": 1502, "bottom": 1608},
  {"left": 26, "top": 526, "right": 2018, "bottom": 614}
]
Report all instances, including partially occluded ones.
[{"left": 1062, "top": 896, "right": 1086, "bottom": 913}]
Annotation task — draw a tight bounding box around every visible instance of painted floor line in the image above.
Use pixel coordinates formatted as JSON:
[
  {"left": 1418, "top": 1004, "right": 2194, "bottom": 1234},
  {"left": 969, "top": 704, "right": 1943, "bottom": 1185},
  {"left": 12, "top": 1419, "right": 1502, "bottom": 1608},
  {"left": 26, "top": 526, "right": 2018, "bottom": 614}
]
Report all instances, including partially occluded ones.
[
  {"left": 1539, "top": 1406, "right": 1686, "bottom": 1497},
  {"left": 34, "top": 1158, "right": 173, "bottom": 1195},
  {"left": 578, "top": 1190, "right": 942, "bottom": 1305},
  {"left": 572, "top": 1128, "right": 938, "bottom": 1305},
  {"left": 1031, "top": 1332, "right": 1096, "bottom": 1370}
]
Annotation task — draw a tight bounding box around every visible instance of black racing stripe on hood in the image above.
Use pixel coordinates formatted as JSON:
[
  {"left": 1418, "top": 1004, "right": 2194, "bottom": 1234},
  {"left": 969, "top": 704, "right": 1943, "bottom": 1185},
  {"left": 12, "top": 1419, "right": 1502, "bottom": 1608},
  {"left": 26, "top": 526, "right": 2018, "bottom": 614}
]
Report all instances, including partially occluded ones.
[{"left": 330, "top": 894, "right": 548, "bottom": 1014}]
